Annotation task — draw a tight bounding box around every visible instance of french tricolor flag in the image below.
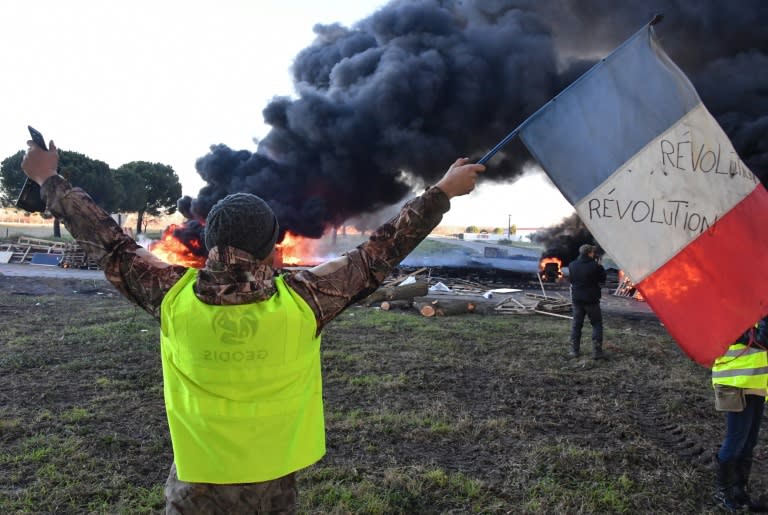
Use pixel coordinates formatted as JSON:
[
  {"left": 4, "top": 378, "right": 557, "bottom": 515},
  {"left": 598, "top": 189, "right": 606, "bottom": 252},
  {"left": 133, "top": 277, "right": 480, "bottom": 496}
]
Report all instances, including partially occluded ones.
[{"left": 505, "top": 20, "right": 767, "bottom": 365}]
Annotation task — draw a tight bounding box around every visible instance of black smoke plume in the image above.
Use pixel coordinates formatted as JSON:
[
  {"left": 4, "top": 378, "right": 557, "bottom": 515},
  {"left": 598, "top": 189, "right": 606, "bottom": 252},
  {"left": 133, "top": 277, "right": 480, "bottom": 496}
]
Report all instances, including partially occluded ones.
[
  {"left": 530, "top": 213, "right": 600, "bottom": 264},
  {"left": 178, "top": 0, "right": 767, "bottom": 256}
]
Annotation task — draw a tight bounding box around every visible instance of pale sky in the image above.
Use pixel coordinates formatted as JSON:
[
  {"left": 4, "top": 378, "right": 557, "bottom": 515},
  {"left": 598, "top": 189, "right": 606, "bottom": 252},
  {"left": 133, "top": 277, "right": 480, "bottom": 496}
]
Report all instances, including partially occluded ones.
[{"left": 0, "top": 0, "right": 573, "bottom": 228}]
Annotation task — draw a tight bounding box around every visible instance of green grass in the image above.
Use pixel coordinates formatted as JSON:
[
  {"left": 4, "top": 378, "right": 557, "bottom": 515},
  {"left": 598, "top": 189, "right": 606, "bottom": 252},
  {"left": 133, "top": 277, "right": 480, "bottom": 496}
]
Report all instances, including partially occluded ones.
[
  {"left": 300, "top": 465, "right": 494, "bottom": 514},
  {"left": 0, "top": 281, "right": 736, "bottom": 514}
]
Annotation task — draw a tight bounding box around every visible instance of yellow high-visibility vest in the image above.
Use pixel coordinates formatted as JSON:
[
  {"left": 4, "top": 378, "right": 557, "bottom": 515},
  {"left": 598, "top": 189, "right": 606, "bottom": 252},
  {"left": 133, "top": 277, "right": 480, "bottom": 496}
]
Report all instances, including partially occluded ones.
[
  {"left": 712, "top": 331, "right": 768, "bottom": 390},
  {"left": 160, "top": 269, "right": 325, "bottom": 483}
]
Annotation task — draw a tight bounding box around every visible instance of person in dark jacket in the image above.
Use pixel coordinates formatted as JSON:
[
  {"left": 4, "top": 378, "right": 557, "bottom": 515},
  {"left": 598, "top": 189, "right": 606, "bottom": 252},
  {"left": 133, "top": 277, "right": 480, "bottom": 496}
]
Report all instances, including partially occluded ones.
[{"left": 567, "top": 244, "right": 607, "bottom": 359}]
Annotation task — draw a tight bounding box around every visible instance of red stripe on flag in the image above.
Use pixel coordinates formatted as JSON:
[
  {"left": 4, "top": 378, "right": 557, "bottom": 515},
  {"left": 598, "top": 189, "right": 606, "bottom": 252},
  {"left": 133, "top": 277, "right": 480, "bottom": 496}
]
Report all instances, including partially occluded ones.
[{"left": 636, "top": 185, "right": 768, "bottom": 366}]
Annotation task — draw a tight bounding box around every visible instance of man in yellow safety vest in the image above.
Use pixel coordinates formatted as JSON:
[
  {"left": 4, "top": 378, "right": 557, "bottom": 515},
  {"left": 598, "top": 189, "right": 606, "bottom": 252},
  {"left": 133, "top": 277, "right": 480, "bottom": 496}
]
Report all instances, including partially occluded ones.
[
  {"left": 711, "top": 316, "right": 768, "bottom": 512},
  {"left": 21, "top": 137, "right": 485, "bottom": 513}
]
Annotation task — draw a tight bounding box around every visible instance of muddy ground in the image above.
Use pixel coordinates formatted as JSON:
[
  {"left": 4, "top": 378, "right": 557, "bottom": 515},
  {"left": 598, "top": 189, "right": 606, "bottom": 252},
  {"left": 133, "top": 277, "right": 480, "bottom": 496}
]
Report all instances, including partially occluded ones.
[{"left": 0, "top": 269, "right": 761, "bottom": 513}]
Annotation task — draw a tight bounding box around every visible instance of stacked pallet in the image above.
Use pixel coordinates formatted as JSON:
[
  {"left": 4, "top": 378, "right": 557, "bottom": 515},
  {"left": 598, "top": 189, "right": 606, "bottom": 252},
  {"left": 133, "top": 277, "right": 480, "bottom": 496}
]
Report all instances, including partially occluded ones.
[
  {"left": 60, "top": 242, "right": 100, "bottom": 270},
  {"left": 493, "top": 293, "right": 573, "bottom": 318},
  {"left": 614, "top": 276, "right": 644, "bottom": 301},
  {"left": 0, "top": 236, "right": 66, "bottom": 264},
  {"left": 361, "top": 269, "right": 575, "bottom": 320}
]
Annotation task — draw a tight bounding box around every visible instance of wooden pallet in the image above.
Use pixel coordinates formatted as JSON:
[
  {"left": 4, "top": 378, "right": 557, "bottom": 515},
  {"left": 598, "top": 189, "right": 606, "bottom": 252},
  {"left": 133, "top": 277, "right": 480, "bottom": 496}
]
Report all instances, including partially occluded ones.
[
  {"left": 614, "top": 277, "right": 643, "bottom": 300},
  {"left": 493, "top": 294, "right": 535, "bottom": 315},
  {"left": 0, "top": 236, "right": 66, "bottom": 264},
  {"left": 0, "top": 236, "right": 100, "bottom": 269},
  {"left": 60, "top": 242, "right": 100, "bottom": 270}
]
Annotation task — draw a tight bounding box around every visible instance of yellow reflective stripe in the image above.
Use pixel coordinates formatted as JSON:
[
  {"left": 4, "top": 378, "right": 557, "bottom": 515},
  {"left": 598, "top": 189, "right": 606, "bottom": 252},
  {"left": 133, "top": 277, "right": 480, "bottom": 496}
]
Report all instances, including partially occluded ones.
[
  {"left": 722, "top": 347, "right": 765, "bottom": 358},
  {"left": 712, "top": 367, "right": 768, "bottom": 379}
]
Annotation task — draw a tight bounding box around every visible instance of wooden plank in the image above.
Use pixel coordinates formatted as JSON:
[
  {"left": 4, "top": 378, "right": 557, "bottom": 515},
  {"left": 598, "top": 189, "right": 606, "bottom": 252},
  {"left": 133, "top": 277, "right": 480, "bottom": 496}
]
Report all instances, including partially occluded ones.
[
  {"left": 394, "top": 267, "right": 427, "bottom": 285},
  {"left": 534, "top": 309, "right": 574, "bottom": 320}
]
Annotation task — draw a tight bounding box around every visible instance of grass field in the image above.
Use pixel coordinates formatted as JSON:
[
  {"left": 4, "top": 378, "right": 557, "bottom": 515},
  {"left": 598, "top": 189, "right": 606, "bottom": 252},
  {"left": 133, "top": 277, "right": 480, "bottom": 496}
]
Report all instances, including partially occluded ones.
[
  {"left": 0, "top": 275, "right": 754, "bottom": 514},
  {"left": 0, "top": 222, "right": 71, "bottom": 240},
  {"left": 0, "top": 223, "right": 167, "bottom": 245}
]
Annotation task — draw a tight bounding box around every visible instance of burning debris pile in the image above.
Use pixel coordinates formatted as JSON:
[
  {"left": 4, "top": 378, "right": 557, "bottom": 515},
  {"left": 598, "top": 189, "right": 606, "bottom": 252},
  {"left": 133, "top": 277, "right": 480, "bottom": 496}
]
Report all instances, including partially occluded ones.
[
  {"left": 614, "top": 270, "right": 645, "bottom": 301},
  {"left": 149, "top": 224, "right": 207, "bottom": 269},
  {"left": 539, "top": 257, "right": 563, "bottom": 283},
  {"left": 531, "top": 213, "right": 595, "bottom": 275},
  {"left": 158, "top": 0, "right": 767, "bottom": 265},
  {"left": 148, "top": 225, "right": 332, "bottom": 268}
]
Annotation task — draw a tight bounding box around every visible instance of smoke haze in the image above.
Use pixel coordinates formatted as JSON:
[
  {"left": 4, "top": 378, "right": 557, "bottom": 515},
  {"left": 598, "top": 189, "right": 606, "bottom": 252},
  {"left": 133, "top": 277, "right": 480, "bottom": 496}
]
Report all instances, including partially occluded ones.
[{"left": 178, "top": 0, "right": 767, "bottom": 256}]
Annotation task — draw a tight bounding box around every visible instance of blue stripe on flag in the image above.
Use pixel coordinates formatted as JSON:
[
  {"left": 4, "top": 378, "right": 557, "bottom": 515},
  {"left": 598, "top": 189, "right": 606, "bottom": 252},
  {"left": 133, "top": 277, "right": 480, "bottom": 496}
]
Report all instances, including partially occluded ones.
[{"left": 518, "top": 27, "right": 701, "bottom": 204}]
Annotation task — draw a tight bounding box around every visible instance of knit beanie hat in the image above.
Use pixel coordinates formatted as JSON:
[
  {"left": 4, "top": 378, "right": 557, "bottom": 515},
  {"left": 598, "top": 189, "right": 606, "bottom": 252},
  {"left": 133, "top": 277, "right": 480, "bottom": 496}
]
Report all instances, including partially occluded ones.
[{"left": 204, "top": 193, "right": 280, "bottom": 259}]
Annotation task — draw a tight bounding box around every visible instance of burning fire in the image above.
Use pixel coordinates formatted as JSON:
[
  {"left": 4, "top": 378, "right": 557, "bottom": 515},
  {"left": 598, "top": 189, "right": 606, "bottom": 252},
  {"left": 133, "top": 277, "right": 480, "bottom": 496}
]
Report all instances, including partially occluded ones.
[
  {"left": 149, "top": 224, "right": 207, "bottom": 268},
  {"left": 148, "top": 225, "right": 324, "bottom": 269},
  {"left": 276, "top": 231, "right": 319, "bottom": 267},
  {"left": 617, "top": 270, "right": 645, "bottom": 301},
  {"left": 539, "top": 256, "right": 563, "bottom": 281}
]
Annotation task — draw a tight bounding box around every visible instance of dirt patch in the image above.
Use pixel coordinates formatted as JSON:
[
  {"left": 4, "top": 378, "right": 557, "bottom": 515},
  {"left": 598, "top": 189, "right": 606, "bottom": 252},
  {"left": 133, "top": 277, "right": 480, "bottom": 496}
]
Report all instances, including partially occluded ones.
[
  {"left": 0, "top": 274, "right": 114, "bottom": 297},
  {"left": 0, "top": 272, "right": 749, "bottom": 514}
]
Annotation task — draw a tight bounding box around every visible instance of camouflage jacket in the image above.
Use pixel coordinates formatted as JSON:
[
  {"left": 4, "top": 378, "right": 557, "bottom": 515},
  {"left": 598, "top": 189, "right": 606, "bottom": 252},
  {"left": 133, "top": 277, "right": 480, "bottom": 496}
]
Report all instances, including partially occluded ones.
[{"left": 41, "top": 175, "right": 449, "bottom": 332}]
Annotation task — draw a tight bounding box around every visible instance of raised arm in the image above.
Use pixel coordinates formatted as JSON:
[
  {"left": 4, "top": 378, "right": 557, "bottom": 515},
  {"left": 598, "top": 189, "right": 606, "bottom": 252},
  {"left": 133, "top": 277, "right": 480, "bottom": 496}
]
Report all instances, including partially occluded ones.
[
  {"left": 286, "top": 158, "right": 485, "bottom": 332},
  {"left": 21, "top": 139, "right": 187, "bottom": 319}
]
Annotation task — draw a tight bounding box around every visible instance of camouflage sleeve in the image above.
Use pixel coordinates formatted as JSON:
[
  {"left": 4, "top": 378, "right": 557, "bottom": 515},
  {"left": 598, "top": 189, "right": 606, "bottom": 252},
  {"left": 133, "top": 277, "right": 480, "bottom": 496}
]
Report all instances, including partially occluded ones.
[
  {"left": 41, "top": 175, "right": 187, "bottom": 320},
  {"left": 285, "top": 186, "right": 450, "bottom": 333}
]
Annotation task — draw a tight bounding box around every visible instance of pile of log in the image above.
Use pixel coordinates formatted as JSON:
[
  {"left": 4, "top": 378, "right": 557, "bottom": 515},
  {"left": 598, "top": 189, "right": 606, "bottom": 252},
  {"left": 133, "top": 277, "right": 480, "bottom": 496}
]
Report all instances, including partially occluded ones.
[
  {"left": 361, "top": 269, "right": 573, "bottom": 319},
  {"left": 363, "top": 278, "right": 429, "bottom": 306},
  {"left": 0, "top": 236, "right": 66, "bottom": 264},
  {"left": 415, "top": 298, "right": 478, "bottom": 317}
]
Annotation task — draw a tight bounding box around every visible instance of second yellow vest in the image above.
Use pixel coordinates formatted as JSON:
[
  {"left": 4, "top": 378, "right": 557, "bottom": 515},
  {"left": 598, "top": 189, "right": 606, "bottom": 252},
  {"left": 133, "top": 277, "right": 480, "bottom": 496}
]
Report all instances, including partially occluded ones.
[{"left": 712, "top": 339, "right": 768, "bottom": 391}]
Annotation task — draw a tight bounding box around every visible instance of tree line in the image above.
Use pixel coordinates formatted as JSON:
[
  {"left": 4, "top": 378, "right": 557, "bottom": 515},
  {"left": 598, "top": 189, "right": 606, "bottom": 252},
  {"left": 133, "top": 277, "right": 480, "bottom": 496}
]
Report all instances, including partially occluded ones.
[
  {"left": 465, "top": 225, "right": 517, "bottom": 235},
  {"left": 0, "top": 148, "right": 182, "bottom": 236}
]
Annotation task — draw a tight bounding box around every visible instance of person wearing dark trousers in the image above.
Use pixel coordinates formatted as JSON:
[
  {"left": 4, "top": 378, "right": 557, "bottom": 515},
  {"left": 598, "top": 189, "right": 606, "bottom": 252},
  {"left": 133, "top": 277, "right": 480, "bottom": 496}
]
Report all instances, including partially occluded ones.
[
  {"left": 567, "top": 244, "right": 607, "bottom": 359},
  {"left": 711, "top": 316, "right": 768, "bottom": 513}
]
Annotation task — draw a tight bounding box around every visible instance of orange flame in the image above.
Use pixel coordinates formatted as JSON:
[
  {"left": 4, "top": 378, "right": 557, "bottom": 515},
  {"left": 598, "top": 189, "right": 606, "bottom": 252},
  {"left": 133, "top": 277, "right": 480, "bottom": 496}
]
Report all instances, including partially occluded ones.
[
  {"left": 617, "top": 270, "right": 645, "bottom": 301},
  {"left": 276, "top": 231, "right": 319, "bottom": 267},
  {"left": 539, "top": 256, "right": 564, "bottom": 281},
  {"left": 149, "top": 224, "right": 207, "bottom": 268},
  {"left": 539, "top": 256, "right": 563, "bottom": 271}
]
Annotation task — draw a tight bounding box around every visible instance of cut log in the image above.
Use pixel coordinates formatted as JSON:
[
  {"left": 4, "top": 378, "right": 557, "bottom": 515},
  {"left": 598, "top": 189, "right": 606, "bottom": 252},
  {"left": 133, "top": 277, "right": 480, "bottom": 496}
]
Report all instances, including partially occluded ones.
[
  {"left": 416, "top": 299, "right": 476, "bottom": 317},
  {"left": 380, "top": 300, "right": 413, "bottom": 311},
  {"left": 363, "top": 280, "right": 429, "bottom": 306}
]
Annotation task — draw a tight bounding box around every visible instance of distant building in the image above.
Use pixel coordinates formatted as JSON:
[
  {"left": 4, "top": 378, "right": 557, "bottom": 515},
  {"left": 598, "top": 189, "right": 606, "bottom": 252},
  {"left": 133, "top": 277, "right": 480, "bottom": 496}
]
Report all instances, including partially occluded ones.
[
  {"left": 514, "top": 228, "right": 546, "bottom": 241},
  {"left": 459, "top": 227, "right": 545, "bottom": 242},
  {"left": 460, "top": 231, "right": 506, "bottom": 242}
]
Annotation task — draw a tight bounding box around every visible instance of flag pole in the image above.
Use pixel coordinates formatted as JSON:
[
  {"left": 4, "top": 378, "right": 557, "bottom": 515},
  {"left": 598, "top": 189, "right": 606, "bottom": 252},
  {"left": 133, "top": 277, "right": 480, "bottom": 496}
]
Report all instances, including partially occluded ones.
[{"left": 475, "top": 13, "right": 664, "bottom": 166}]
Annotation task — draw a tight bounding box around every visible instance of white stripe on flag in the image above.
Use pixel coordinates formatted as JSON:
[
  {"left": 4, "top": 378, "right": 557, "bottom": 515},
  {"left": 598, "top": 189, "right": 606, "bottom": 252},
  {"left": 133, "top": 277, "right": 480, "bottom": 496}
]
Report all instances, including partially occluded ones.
[{"left": 574, "top": 103, "right": 759, "bottom": 282}]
